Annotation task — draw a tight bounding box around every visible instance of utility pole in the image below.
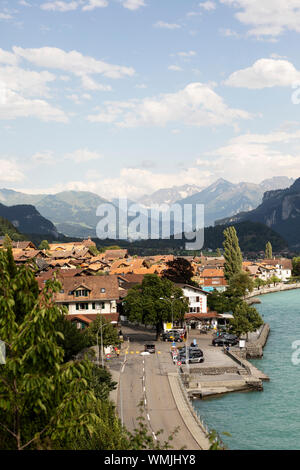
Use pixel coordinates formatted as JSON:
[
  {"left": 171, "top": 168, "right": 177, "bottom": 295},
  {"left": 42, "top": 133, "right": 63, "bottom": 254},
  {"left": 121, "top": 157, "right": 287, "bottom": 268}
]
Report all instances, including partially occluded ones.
[
  {"left": 160, "top": 295, "right": 184, "bottom": 328},
  {"left": 96, "top": 316, "right": 107, "bottom": 367}
]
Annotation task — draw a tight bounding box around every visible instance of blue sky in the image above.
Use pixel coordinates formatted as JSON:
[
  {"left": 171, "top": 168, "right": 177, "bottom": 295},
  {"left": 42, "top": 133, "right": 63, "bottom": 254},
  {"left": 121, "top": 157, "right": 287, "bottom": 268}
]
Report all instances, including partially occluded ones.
[{"left": 1, "top": 0, "right": 300, "bottom": 200}]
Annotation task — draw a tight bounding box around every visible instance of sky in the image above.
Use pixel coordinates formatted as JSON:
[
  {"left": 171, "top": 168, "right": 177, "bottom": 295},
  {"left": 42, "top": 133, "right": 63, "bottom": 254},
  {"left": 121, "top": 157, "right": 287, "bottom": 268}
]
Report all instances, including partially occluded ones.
[{"left": 1, "top": 0, "right": 300, "bottom": 200}]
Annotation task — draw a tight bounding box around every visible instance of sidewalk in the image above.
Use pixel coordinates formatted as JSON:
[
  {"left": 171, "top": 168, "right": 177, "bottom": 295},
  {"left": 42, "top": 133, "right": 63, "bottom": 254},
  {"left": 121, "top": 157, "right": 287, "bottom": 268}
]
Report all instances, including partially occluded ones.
[{"left": 168, "top": 372, "right": 210, "bottom": 450}]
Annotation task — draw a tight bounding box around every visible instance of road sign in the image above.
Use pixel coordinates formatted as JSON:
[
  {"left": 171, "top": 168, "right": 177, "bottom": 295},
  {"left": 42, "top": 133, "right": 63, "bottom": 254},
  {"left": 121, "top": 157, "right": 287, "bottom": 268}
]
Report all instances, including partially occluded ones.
[
  {"left": 177, "top": 361, "right": 182, "bottom": 366},
  {"left": 106, "top": 354, "right": 111, "bottom": 359}
]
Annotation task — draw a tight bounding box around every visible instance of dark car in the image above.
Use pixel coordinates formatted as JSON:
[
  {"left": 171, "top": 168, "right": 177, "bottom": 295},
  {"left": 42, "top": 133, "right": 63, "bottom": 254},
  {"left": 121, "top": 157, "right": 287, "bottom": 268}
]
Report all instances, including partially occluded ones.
[
  {"left": 212, "top": 334, "right": 238, "bottom": 347},
  {"left": 162, "top": 331, "right": 183, "bottom": 342},
  {"left": 144, "top": 344, "right": 156, "bottom": 354}
]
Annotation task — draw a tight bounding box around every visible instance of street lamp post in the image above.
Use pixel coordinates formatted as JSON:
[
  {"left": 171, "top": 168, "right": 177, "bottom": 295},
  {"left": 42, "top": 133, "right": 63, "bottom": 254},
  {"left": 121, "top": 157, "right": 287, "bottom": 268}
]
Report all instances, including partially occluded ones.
[
  {"left": 159, "top": 295, "right": 184, "bottom": 329},
  {"left": 96, "top": 317, "right": 109, "bottom": 367}
]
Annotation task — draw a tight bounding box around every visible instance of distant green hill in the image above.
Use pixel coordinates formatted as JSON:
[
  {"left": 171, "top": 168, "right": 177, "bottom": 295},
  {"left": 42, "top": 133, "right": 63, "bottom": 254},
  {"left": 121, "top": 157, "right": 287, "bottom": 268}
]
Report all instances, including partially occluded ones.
[
  {"left": 81, "top": 221, "right": 288, "bottom": 255},
  {"left": 0, "top": 216, "right": 27, "bottom": 241},
  {"left": 0, "top": 203, "right": 59, "bottom": 237},
  {"left": 0, "top": 189, "right": 110, "bottom": 238}
]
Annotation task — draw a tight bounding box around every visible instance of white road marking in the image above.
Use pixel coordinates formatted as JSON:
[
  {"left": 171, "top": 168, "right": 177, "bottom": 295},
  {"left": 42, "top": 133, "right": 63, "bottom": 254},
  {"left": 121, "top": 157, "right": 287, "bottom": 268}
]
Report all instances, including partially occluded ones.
[
  {"left": 144, "top": 398, "right": 147, "bottom": 406},
  {"left": 152, "top": 432, "right": 157, "bottom": 441},
  {"left": 147, "top": 414, "right": 150, "bottom": 421}
]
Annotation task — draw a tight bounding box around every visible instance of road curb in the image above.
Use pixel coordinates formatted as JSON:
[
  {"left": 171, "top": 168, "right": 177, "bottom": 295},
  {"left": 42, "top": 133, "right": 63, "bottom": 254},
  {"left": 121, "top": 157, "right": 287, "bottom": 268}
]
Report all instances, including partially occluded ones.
[{"left": 167, "top": 372, "right": 210, "bottom": 450}]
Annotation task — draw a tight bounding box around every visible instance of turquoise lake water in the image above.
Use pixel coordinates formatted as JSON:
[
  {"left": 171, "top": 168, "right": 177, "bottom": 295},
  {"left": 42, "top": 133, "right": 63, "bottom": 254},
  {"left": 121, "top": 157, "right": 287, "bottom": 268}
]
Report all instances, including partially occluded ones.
[{"left": 193, "top": 289, "right": 300, "bottom": 450}]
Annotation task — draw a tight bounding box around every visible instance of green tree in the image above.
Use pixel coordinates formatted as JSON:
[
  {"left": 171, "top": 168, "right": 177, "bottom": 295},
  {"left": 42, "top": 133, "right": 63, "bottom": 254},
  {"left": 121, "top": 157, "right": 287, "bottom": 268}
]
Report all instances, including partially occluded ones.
[
  {"left": 292, "top": 257, "right": 300, "bottom": 277},
  {"left": 88, "top": 245, "right": 99, "bottom": 256},
  {"left": 3, "top": 233, "right": 12, "bottom": 250},
  {"left": 265, "top": 241, "right": 272, "bottom": 259},
  {"left": 223, "top": 226, "right": 243, "bottom": 281},
  {"left": 228, "top": 271, "right": 254, "bottom": 298},
  {"left": 124, "top": 274, "right": 188, "bottom": 339},
  {"left": 163, "top": 257, "right": 196, "bottom": 285},
  {"left": 254, "top": 277, "right": 266, "bottom": 290},
  {"left": 55, "top": 315, "right": 91, "bottom": 362},
  {"left": 230, "top": 302, "right": 263, "bottom": 339},
  {"left": 0, "top": 246, "right": 39, "bottom": 324},
  {"left": 207, "top": 290, "right": 231, "bottom": 314},
  {"left": 38, "top": 240, "right": 50, "bottom": 251},
  {"left": 269, "top": 275, "right": 281, "bottom": 286},
  {"left": 0, "top": 250, "right": 102, "bottom": 450},
  {"left": 84, "top": 316, "right": 120, "bottom": 361},
  {"left": 216, "top": 248, "right": 222, "bottom": 257}
]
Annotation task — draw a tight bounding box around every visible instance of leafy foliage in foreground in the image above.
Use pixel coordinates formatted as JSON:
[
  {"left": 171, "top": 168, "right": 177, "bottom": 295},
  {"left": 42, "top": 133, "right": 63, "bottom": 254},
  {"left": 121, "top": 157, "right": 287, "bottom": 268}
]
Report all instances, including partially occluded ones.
[{"left": 0, "top": 250, "right": 179, "bottom": 450}]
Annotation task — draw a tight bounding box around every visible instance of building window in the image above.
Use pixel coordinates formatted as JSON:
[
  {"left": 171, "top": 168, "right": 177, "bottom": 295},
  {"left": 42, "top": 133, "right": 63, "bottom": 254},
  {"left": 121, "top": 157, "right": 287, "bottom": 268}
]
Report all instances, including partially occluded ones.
[
  {"left": 101, "top": 288, "right": 106, "bottom": 293},
  {"left": 92, "top": 302, "right": 96, "bottom": 310},
  {"left": 75, "top": 289, "right": 89, "bottom": 297},
  {"left": 76, "top": 303, "right": 88, "bottom": 310},
  {"left": 101, "top": 302, "right": 105, "bottom": 309}
]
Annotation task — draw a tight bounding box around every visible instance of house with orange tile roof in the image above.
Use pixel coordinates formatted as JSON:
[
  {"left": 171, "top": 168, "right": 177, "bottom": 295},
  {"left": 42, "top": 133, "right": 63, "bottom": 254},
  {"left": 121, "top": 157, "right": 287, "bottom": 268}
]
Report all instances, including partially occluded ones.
[{"left": 54, "top": 275, "right": 121, "bottom": 318}]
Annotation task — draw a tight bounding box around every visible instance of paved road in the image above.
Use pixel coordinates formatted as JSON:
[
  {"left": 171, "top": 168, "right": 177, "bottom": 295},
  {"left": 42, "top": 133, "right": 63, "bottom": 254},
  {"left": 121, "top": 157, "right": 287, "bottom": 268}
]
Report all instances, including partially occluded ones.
[{"left": 110, "top": 326, "right": 203, "bottom": 450}]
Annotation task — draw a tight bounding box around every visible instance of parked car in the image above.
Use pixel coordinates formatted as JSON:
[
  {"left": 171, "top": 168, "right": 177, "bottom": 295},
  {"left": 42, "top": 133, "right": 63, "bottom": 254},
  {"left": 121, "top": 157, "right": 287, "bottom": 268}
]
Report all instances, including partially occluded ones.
[
  {"left": 212, "top": 334, "right": 238, "bottom": 347},
  {"left": 179, "top": 351, "right": 204, "bottom": 364},
  {"left": 177, "top": 348, "right": 203, "bottom": 359},
  {"left": 162, "top": 331, "right": 183, "bottom": 342},
  {"left": 144, "top": 344, "right": 156, "bottom": 354}
]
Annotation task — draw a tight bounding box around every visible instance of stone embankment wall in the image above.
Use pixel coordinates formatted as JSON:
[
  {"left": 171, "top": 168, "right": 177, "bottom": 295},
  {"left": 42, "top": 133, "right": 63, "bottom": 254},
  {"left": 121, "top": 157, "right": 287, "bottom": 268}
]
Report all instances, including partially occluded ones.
[
  {"left": 191, "top": 366, "right": 238, "bottom": 375},
  {"left": 246, "top": 323, "right": 270, "bottom": 358},
  {"left": 246, "top": 282, "right": 300, "bottom": 299}
]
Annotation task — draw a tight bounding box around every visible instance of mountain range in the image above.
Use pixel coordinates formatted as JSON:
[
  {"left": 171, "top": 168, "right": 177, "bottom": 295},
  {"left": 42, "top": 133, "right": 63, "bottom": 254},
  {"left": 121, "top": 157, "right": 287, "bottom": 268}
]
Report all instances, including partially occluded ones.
[
  {"left": 216, "top": 178, "right": 300, "bottom": 249},
  {"left": 0, "top": 176, "right": 295, "bottom": 240},
  {"left": 137, "top": 184, "right": 202, "bottom": 207},
  {"left": 176, "top": 176, "right": 295, "bottom": 227}
]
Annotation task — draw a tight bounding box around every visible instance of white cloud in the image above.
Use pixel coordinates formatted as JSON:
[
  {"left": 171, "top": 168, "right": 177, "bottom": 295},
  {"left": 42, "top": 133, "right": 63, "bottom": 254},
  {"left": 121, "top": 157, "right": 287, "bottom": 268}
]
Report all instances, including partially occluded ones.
[
  {"left": 0, "top": 13, "right": 13, "bottom": 20},
  {"left": 41, "top": 1, "right": 79, "bottom": 12},
  {"left": 13, "top": 46, "right": 135, "bottom": 80},
  {"left": 220, "top": 28, "right": 240, "bottom": 38},
  {"left": 199, "top": 1, "right": 216, "bottom": 11},
  {"left": 154, "top": 21, "right": 181, "bottom": 30},
  {"left": 122, "top": 0, "right": 145, "bottom": 10},
  {"left": 82, "top": 0, "right": 108, "bottom": 11},
  {"left": 32, "top": 150, "right": 55, "bottom": 164},
  {"left": 0, "top": 66, "right": 56, "bottom": 97},
  {"left": 0, "top": 159, "right": 24, "bottom": 182},
  {"left": 168, "top": 65, "right": 183, "bottom": 72},
  {"left": 0, "top": 48, "right": 19, "bottom": 65},
  {"left": 0, "top": 89, "right": 68, "bottom": 122},
  {"left": 87, "top": 82, "right": 253, "bottom": 128},
  {"left": 64, "top": 148, "right": 103, "bottom": 162},
  {"left": 225, "top": 58, "right": 300, "bottom": 88},
  {"left": 270, "top": 53, "right": 288, "bottom": 60},
  {"left": 46, "top": 166, "right": 210, "bottom": 200},
  {"left": 19, "top": 0, "right": 31, "bottom": 6},
  {"left": 31, "top": 148, "right": 102, "bottom": 165},
  {"left": 176, "top": 51, "right": 197, "bottom": 58},
  {"left": 198, "top": 129, "right": 300, "bottom": 182},
  {"left": 0, "top": 63, "right": 67, "bottom": 122},
  {"left": 220, "top": 0, "right": 300, "bottom": 37},
  {"left": 78, "top": 74, "right": 112, "bottom": 91},
  {"left": 41, "top": 0, "right": 146, "bottom": 11}
]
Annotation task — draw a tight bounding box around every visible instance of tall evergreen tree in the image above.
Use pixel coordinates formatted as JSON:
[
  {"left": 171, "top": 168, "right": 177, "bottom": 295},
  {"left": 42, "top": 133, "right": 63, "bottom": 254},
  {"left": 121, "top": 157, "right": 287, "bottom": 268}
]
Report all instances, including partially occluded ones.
[
  {"left": 3, "top": 233, "right": 12, "bottom": 250},
  {"left": 265, "top": 241, "right": 272, "bottom": 259},
  {"left": 223, "top": 226, "right": 243, "bottom": 281}
]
